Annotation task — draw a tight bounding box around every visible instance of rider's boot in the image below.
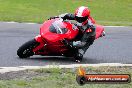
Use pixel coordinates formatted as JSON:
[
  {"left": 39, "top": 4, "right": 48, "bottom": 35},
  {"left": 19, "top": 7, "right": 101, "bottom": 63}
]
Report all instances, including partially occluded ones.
[{"left": 75, "top": 49, "right": 84, "bottom": 62}]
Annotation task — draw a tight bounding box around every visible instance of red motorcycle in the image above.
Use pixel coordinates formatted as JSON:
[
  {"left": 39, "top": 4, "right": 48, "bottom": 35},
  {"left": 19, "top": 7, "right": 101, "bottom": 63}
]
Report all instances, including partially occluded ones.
[{"left": 17, "top": 18, "right": 105, "bottom": 61}]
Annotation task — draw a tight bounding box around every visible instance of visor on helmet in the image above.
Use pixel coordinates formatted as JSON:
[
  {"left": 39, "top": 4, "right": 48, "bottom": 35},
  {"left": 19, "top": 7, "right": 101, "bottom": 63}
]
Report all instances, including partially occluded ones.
[{"left": 75, "top": 16, "right": 88, "bottom": 23}]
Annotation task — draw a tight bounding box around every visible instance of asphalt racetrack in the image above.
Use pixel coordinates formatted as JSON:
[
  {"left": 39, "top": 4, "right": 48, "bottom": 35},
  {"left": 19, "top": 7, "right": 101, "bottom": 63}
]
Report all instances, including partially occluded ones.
[{"left": 0, "top": 22, "right": 132, "bottom": 67}]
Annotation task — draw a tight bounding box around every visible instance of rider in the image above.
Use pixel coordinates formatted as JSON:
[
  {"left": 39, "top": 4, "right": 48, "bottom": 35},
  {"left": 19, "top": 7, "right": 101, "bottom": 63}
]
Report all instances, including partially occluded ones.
[{"left": 49, "top": 6, "right": 96, "bottom": 62}]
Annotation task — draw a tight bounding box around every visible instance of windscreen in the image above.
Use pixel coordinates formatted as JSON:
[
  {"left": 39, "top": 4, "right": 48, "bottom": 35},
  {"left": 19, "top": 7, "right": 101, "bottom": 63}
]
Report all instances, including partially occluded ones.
[{"left": 49, "top": 20, "right": 68, "bottom": 34}]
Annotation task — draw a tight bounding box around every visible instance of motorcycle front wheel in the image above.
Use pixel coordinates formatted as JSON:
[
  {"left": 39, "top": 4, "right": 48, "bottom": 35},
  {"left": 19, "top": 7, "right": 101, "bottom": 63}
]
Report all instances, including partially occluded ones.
[{"left": 17, "top": 39, "right": 39, "bottom": 58}]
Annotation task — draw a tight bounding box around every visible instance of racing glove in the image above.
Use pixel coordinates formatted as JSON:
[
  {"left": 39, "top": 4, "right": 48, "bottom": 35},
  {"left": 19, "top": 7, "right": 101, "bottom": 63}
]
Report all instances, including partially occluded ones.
[
  {"left": 72, "top": 41, "right": 86, "bottom": 48},
  {"left": 59, "top": 13, "right": 75, "bottom": 20},
  {"left": 48, "top": 16, "right": 59, "bottom": 20}
]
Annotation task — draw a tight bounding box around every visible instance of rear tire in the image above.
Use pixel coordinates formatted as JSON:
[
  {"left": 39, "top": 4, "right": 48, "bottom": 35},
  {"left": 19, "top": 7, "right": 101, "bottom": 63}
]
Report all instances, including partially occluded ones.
[{"left": 17, "top": 39, "right": 39, "bottom": 58}]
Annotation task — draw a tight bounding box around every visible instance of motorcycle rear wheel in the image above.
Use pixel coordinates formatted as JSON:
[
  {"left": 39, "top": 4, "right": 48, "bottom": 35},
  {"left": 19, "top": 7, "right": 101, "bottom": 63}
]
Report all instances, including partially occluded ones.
[{"left": 17, "top": 39, "right": 39, "bottom": 58}]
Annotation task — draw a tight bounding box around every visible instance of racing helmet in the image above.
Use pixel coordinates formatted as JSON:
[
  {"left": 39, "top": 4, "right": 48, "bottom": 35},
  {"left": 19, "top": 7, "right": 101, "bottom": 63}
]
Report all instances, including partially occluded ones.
[{"left": 75, "top": 6, "right": 90, "bottom": 25}]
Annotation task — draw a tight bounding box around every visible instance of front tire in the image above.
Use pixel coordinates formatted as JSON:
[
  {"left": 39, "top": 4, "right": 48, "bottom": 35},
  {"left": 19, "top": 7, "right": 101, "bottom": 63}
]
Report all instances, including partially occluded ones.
[{"left": 17, "top": 39, "right": 39, "bottom": 58}]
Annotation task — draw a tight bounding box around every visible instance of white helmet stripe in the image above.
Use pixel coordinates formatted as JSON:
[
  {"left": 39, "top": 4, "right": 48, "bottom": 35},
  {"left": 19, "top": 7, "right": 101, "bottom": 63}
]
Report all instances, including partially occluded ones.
[{"left": 77, "top": 6, "right": 85, "bottom": 17}]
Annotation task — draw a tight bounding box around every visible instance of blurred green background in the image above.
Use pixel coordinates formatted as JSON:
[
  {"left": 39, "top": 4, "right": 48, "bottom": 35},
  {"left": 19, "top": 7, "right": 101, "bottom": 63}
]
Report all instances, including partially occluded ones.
[{"left": 0, "top": 0, "right": 131, "bottom": 25}]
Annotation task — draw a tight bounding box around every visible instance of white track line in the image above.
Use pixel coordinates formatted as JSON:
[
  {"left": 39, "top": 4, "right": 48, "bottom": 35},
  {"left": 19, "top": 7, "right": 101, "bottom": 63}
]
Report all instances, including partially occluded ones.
[
  {"left": 0, "top": 63, "right": 132, "bottom": 73},
  {"left": 0, "top": 21, "right": 37, "bottom": 24},
  {"left": 5, "top": 21, "right": 17, "bottom": 23}
]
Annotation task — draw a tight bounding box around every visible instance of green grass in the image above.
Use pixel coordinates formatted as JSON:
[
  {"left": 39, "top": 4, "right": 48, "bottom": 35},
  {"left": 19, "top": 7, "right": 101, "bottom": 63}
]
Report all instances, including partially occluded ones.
[
  {"left": 0, "top": 0, "right": 131, "bottom": 25},
  {"left": 0, "top": 66, "right": 132, "bottom": 88}
]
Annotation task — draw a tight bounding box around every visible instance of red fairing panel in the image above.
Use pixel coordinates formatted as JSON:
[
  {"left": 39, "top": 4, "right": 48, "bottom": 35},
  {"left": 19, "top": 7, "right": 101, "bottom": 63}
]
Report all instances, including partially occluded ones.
[
  {"left": 35, "top": 19, "right": 79, "bottom": 54},
  {"left": 33, "top": 35, "right": 46, "bottom": 52},
  {"left": 40, "top": 19, "right": 78, "bottom": 42}
]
